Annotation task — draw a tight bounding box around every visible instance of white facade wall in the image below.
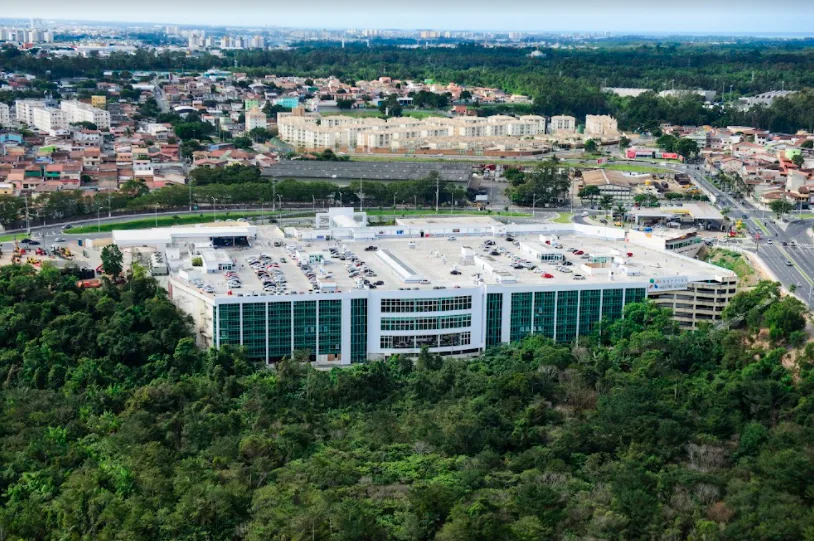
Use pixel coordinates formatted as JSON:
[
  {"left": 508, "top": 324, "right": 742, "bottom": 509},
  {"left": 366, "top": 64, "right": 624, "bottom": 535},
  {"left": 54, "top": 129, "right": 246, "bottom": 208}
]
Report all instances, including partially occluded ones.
[
  {"left": 14, "top": 99, "right": 47, "bottom": 125},
  {"left": 60, "top": 100, "right": 111, "bottom": 129},
  {"left": 31, "top": 107, "right": 66, "bottom": 132},
  {"left": 0, "top": 103, "right": 9, "bottom": 126}
]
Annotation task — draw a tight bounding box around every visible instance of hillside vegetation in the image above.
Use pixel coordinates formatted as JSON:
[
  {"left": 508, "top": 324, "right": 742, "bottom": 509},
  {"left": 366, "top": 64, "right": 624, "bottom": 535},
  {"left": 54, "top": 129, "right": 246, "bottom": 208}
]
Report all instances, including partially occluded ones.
[{"left": 0, "top": 265, "right": 811, "bottom": 540}]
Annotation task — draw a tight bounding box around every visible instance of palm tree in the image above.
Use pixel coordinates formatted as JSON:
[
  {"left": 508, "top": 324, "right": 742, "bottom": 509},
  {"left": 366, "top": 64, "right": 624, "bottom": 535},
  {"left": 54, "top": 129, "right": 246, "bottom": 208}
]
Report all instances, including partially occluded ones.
[{"left": 599, "top": 195, "right": 614, "bottom": 218}]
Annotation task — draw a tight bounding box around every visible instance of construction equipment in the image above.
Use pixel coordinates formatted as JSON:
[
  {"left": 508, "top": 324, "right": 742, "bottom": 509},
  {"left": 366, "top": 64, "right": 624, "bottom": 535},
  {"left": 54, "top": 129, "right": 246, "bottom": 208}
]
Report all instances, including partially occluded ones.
[{"left": 11, "top": 241, "right": 21, "bottom": 265}]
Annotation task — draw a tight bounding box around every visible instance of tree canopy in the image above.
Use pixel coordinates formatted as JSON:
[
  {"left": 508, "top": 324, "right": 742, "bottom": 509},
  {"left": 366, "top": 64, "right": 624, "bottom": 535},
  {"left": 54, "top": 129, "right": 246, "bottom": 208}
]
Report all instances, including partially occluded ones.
[{"left": 0, "top": 269, "right": 811, "bottom": 539}]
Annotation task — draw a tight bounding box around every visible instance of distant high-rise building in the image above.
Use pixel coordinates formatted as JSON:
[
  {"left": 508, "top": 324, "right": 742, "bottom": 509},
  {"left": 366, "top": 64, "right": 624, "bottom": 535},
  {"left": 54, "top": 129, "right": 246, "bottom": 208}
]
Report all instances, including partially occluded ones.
[{"left": 250, "top": 35, "right": 265, "bottom": 49}]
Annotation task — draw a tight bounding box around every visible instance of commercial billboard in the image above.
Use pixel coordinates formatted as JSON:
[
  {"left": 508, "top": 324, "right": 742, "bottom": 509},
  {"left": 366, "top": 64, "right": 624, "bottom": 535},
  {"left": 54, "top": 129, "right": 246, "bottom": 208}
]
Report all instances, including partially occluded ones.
[{"left": 647, "top": 276, "right": 688, "bottom": 292}]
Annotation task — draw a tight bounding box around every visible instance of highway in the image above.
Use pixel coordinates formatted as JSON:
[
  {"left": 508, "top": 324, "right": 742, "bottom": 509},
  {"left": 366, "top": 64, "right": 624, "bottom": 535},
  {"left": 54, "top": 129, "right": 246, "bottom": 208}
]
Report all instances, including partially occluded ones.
[{"left": 668, "top": 161, "right": 814, "bottom": 305}]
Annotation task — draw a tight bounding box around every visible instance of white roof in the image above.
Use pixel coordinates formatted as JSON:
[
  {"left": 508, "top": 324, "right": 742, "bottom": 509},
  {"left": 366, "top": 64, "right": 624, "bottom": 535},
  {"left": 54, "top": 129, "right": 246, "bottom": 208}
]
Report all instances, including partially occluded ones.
[{"left": 112, "top": 224, "right": 257, "bottom": 247}]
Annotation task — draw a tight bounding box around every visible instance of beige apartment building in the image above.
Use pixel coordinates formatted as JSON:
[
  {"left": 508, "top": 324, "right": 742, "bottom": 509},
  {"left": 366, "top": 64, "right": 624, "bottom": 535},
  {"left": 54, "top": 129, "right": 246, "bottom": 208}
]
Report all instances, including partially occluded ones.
[
  {"left": 585, "top": 115, "right": 619, "bottom": 137},
  {"left": 278, "top": 113, "right": 549, "bottom": 153},
  {"left": 548, "top": 115, "right": 576, "bottom": 134}
]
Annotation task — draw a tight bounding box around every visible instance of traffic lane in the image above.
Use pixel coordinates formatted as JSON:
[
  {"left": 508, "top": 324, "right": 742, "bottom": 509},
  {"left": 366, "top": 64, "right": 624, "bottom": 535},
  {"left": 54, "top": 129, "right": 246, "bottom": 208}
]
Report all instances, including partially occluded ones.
[
  {"left": 759, "top": 244, "right": 813, "bottom": 287},
  {"left": 785, "top": 243, "right": 814, "bottom": 284}
]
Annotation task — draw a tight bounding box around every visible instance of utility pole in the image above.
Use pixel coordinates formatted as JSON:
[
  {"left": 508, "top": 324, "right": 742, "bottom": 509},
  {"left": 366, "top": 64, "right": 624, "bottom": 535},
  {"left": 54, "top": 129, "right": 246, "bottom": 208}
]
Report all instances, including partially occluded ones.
[
  {"left": 107, "top": 189, "right": 112, "bottom": 217},
  {"left": 532, "top": 193, "right": 537, "bottom": 217},
  {"left": 435, "top": 175, "right": 440, "bottom": 213},
  {"left": 188, "top": 181, "right": 193, "bottom": 212},
  {"left": 24, "top": 194, "right": 30, "bottom": 234},
  {"left": 211, "top": 197, "right": 216, "bottom": 222}
]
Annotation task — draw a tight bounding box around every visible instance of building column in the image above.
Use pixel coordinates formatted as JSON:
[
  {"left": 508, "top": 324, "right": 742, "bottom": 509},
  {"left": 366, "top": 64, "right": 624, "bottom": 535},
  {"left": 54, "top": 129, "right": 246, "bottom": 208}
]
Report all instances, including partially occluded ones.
[
  {"left": 501, "top": 292, "right": 511, "bottom": 343},
  {"left": 341, "top": 298, "right": 352, "bottom": 365}
]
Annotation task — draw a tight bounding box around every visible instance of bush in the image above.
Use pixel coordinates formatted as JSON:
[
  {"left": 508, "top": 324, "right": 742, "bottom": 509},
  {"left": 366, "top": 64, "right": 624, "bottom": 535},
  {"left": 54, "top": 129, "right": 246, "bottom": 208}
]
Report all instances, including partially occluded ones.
[{"left": 191, "top": 257, "right": 202, "bottom": 267}]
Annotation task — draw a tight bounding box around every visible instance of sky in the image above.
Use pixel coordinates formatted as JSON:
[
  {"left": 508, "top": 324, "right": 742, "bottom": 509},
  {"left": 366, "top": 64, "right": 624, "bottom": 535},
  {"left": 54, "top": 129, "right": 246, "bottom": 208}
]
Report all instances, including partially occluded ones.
[{"left": 4, "top": 0, "right": 814, "bottom": 34}]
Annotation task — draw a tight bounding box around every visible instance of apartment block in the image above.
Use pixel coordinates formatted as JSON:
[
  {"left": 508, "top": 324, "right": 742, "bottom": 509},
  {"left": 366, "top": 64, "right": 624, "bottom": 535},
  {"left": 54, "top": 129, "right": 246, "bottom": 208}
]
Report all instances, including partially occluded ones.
[
  {"left": 0, "top": 103, "right": 9, "bottom": 126},
  {"left": 14, "top": 99, "right": 47, "bottom": 125},
  {"left": 549, "top": 115, "right": 576, "bottom": 134},
  {"left": 60, "top": 100, "right": 111, "bottom": 130},
  {"left": 31, "top": 107, "right": 67, "bottom": 132},
  {"left": 584, "top": 115, "right": 619, "bottom": 137}
]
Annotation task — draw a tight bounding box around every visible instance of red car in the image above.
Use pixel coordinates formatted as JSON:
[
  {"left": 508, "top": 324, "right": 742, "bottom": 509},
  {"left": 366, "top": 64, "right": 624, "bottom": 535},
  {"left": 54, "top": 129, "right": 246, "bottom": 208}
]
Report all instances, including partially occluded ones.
[
  {"left": 541, "top": 273, "right": 554, "bottom": 279},
  {"left": 574, "top": 250, "right": 584, "bottom": 255}
]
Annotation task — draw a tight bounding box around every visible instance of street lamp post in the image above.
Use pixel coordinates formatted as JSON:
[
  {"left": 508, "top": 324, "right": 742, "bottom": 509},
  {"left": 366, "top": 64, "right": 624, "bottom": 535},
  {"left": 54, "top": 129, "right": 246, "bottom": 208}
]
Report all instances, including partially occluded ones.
[
  {"left": 97, "top": 206, "right": 102, "bottom": 233},
  {"left": 393, "top": 192, "right": 398, "bottom": 218},
  {"left": 532, "top": 193, "right": 537, "bottom": 217},
  {"left": 211, "top": 197, "right": 216, "bottom": 223}
]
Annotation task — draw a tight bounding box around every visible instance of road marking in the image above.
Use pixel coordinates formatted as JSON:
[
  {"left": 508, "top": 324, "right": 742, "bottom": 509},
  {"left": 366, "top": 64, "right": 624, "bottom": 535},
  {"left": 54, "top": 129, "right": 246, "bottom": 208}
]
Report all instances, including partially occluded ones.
[
  {"left": 751, "top": 218, "right": 770, "bottom": 235},
  {"left": 776, "top": 245, "right": 814, "bottom": 287}
]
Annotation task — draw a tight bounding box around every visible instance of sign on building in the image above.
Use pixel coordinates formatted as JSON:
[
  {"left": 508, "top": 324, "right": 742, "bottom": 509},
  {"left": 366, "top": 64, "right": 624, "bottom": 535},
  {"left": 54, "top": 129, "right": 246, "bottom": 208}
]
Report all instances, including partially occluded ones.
[{"left": 648, "top": 276, "right": 688, "bottom": 292}]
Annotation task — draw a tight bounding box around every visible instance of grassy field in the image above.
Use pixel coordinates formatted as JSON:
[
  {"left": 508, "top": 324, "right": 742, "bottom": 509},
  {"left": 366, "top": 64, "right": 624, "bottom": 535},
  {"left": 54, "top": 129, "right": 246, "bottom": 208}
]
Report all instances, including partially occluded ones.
[
  {"left": 702, "top": 247, "right": 757, "bottom": 285},
  {"left": 598, "top": 163, "right": 670, "bottom": 174},
  {"left": 553, "top": 212, "right": 573, "bottom": 224},
  {"left": 68, "top": 211, "right": 272, "bottom": 234},
  {"left": 367, "top": 209, "right": 530, "bottom": 218}
]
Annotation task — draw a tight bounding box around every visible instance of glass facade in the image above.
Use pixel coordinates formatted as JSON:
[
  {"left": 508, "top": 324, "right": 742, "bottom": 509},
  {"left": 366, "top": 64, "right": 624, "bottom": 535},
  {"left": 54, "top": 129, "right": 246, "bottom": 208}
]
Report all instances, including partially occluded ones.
[
  {"left": 555, "top": 290, "right": 579, "bottom": 343},
  {"left": 486, "top": 293, "right": 503, "bottom": 346},
  {"left": 351, "top": 299, "right": 368, "bottom": 362},
  {"left": 318, "top": 300, "right": 342, "bottom": 356},
  {"left": 510, "top": 292, "right": 533, "bottom": 342},
  {"left": 268, "top": 301, "right": 292, "bottom": 359},
  {"left": 380, "top": 314, "right": 471, "bottom": 331},
  {"left": 601, "top": 288, "right": 625, "bottom": 320},
  {"left": 578, "top": 290, "right": 602, "bottom": 336},
  {"left": 380, "top": 331, "right": 471, "bottom": 350},
  {"left": 206, "top": 285, "right": 652, "bottom": 362},
  {"left": 533, "top": 291, "right": 556, "bottom": 339},
  {"left": 217, "top": 304, "right": 241, "bottom": 346},
  {"left": 381, "top": 296, "right": 472, "bottom": 313},
  {"left": 626, "top": 288, "right": 647, "bottom": 305},
  {"left": 293, "top": 301, "right": 317, "bottom": 354},
  {"left": 243, "top": 303, "right": 267, "bottom": 359}
]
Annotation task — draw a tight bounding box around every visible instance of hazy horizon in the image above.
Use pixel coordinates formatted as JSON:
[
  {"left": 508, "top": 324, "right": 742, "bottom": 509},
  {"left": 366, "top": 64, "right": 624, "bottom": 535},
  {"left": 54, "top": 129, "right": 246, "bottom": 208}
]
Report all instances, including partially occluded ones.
[{"left": 4, "top": 0, "right": 814, "bottom": 34}]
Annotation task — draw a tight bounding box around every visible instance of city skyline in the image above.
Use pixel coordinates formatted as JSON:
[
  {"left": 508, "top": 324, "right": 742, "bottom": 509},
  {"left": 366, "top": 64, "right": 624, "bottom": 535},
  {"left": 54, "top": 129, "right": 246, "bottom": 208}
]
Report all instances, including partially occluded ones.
[{"left": 3, "top": 0, "right": 814, "bottom": 34}]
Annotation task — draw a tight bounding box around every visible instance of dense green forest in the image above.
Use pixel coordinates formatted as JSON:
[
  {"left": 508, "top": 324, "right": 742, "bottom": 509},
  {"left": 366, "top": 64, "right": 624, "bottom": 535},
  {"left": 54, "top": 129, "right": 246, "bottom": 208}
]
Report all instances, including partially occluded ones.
[
  {"left": 0, "top": 263, "right": 812, "bottom": 540},
  {"left": 2, "top": 42, "right": 814, "bottom": 131}
]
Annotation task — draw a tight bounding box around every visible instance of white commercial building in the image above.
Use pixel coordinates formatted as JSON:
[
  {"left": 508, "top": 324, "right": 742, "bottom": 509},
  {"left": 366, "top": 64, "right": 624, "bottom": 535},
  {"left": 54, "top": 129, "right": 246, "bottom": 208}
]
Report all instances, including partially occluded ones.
[{"left": 117, "top": 212, "right": 739, "bottom": 366}]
